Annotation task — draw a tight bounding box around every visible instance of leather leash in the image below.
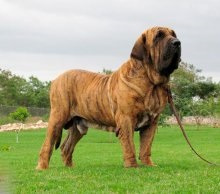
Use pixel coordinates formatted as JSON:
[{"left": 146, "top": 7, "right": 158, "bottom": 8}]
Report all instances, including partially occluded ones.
[{"left": 167, "top": 87, "right": 219, "bottom": 166}]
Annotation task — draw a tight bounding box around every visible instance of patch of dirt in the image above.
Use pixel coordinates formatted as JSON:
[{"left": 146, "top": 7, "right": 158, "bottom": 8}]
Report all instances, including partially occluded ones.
[{"left": 0, "top": 120, "right": 48, "bottom": 132}]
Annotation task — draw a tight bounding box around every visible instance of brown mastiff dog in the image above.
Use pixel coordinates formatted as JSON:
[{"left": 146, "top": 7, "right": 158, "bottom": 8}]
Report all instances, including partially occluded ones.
[{"left": 36, "top": 26, "right": 181, "bottom": 169}]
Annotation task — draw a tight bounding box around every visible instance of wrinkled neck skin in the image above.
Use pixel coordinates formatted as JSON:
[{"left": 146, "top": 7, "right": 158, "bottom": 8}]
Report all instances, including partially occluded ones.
[
  {"left": 143, "top": 60, "right": 170, "bottom": 86},
  {"left": 118, "top": 58, "right": 170, "bottom": 94}
]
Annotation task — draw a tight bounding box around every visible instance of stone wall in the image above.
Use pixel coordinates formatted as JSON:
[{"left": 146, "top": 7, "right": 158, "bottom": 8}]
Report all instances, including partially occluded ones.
[{"left": 166, "top": 116, "right": 220, "bottom": 127}]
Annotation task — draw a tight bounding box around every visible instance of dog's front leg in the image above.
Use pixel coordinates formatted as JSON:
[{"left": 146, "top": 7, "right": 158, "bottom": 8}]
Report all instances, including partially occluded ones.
[
  {"left": 139, "top": 116, "right": 159, "bottom": 166},
  {"left": 116, "top": 115, "right": 137, "bottom": 168}
]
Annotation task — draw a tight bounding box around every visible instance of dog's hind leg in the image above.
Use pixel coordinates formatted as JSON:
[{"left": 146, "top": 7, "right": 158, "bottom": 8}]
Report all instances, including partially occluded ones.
[
  {"left": 61, "top": 118, "right": 88, "bottom": 167},
  {"left": 36, "top": 109, "right": 68, "bottom": 170}
]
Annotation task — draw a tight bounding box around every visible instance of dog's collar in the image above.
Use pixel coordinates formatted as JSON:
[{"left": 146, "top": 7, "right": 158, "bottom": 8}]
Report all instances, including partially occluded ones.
[{"left": 130, "top": 53, "right": 143, "bottom": 61}]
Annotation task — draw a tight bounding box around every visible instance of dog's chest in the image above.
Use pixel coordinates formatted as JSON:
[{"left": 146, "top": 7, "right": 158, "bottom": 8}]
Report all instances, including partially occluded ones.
[
  {"left": 135, "top": 112, "right": 151, "bottom": 131},
  {"left": 144, "top": 86, "right": 168, "bottom": 114},
  {"left": 135, "top": 87, "right": 167, "bottom": 131}
]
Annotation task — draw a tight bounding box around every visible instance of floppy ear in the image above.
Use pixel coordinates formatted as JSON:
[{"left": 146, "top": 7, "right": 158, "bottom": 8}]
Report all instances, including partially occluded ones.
[
  {"left": 131, "top": 34, "right": 150, "bottom": 63},
  {"left": 130, "top": 34, "right": 146, "bottom": 61}
]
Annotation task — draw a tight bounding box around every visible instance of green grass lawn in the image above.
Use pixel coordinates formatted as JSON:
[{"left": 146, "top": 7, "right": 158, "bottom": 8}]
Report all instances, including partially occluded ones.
[{"left": 0, "top": 125, "right": 220, "bottom": 193}]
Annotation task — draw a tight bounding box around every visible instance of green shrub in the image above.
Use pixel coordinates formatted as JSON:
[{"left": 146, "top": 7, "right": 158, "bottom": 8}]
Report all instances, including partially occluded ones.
[{"left": 9, "top": 107, "right": 30, "bottom": 123}]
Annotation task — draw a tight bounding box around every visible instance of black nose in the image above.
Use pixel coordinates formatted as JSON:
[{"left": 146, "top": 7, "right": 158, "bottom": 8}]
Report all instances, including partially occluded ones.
[{"left": 172, "top": 39, "right": 181, "bottom": 47}]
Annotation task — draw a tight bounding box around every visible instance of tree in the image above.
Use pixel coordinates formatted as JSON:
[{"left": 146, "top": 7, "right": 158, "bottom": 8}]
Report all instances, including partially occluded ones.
[
  {"left": 0, "top": 69, "right": 27, "bottom": 106},
  {"left": 25, "top": 76, "right": 50, "bottom": 107},
  {"left": 9, "top": 107, "right": 30, "bottom": 143},
  {"left": 0, "top": 69, "right": 50, "bottom": 108},
  {"left": 169, "top": 62, "right": 219, "bottom": 117}
]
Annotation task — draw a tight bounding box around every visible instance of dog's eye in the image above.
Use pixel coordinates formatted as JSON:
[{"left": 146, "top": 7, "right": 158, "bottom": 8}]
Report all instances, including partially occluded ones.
[
  {"left": 156, "top": 31, "right": 165, "bottom": 39},
  {"left": 155, "top": 30, "right": 165, "bottom": 42}
]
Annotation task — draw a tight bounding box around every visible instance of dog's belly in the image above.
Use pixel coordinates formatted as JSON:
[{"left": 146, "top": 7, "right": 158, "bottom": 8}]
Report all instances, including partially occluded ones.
[{"left": 75, "top": 98, "right": 116, "bottom": 127}]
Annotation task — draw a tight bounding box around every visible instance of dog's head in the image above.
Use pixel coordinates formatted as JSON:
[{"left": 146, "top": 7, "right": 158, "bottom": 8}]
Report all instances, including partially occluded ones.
[{"left": 131, "top": 27, "right": 181, "bottom": 76}]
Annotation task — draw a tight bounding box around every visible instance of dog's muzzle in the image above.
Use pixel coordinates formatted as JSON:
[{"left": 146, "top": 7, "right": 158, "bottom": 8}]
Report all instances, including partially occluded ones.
[{"left": 160, "top": 38, "right": 181, "bottom": 76}]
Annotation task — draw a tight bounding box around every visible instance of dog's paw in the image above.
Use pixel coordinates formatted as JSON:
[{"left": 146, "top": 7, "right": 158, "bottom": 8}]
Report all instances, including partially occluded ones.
[
  {"left": 124, "top": 159, "right": 138, "bottom": 168},
  {"left": 140, "top": 158, "right": 157, "bottom": 167},
  {"left": 36, "top": 162, "right": 48, "bottom": 170}
]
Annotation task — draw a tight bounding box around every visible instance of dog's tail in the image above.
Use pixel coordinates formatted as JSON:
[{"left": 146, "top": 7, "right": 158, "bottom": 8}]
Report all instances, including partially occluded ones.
[
  {"left": 55, "top": 119, "right": 74, "bottom": 149},
  {"left": 55, "top": 129, "right": 63, "bottom": 149}
]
